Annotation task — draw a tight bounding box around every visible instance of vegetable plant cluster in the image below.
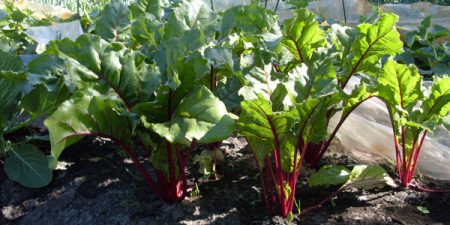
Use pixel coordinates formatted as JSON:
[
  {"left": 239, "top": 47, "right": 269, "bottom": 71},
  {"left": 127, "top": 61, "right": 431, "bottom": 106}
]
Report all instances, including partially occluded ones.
[{"left": 1, "top": 0, "right": 449, "bottom": 220}]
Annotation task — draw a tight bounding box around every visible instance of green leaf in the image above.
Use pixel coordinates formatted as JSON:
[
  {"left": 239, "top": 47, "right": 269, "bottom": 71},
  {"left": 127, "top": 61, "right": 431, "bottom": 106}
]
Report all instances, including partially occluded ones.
[
  {"left": 204, "top": 47, "right": 234, "bottom": 72},
  {"left": 27, "top": 54, "right": 97, "bottom": 93},
  {"left": 19, "top": 83, "right": 70, "bottom": 119},
  {"left": 282, "top": 9, "right": 326, "bottom": 64},
  {"left": 377, "top": 58, "right": 423, "bottom": 112},
  {"left": 145, "top": 86, "right": 236, "bottom": 145},
  {"left": 47, "top": 34, "right": 162, "bottom": 108},
  {"left": 220, "top": 4, "right": 280, "bottom": 39},
  {"left": 418, "top": 76, "right": 450, "bottom": 129},
  {"left": 238, "top": 96, "right": 298, "bottom": 171},
  {"left": 417, "top": 206, "right": 430, "bottom": 215},
  {"left": 0, "top": 49, "right": 24, "bottom": 71},
  {"left": 94, "top": 0, "right": 131, "bottom": 42},
  {"left": 131, "top": 15, "right": 164, "bottom": 48},
  {"left": 341, "top": 13, "right": 403, "bottom": 86},
  {"left": 214, "top": 76, "right": 243, "bottom": 112},
  {"left": 0, "top": 51, "right": 26, "bottom": 129},
  {"left": 308, "top": 165, "right": 351, "bottom": 187},
  {"left": 342, "top": 82, "right": 375, "bottom": 117},
  {"left": 295, "top": 98, "right": 329, "bottom": 144},
  {"left": 165, "top": 0, "right": 217, "bottom": 39},
  {"left": 290, "top": 61, "right": 338, "bottom": 143},
  {"left": 45, "top": 94, "right": 134, "bottom": 166},
  {"left": 344, "top": 165, "right": 396, "bottom": 189},
  {"left": 238, "top": 65, "right": 280, "bottom": 102},
  {"left": 291, "top": 62, "right": 337, "bottom": 101},
  {"left": 130, "top": 0, "right": 168, "bottom": 19},
  {"left": 285, "top": 0, "right": 308, "bottom": 9},
  {"left": 4, "top": 144, "right": 52, "bottom": 188}
]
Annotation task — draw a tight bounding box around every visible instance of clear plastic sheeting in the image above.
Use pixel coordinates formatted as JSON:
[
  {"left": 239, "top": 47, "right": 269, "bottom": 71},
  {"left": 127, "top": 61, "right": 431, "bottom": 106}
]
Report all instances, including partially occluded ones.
[
  {"left": 204, "top": 0, "right": 251, "bottom": 11},
  {"left": 0, "top": 0, "right": 75, "bottom": 19},
  {"left": 203, "top": 0, "right": 449, "bottom": 30},
  {"left": 25, "top": 20, "right": 83, "bottom": 53},
  {"left": 329, "top": 77, "right": 450, "bottom": 180}
]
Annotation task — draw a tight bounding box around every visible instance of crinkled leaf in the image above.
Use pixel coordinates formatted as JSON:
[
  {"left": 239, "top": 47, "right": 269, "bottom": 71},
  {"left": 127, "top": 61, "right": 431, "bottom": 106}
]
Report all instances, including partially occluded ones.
[
  {"left": 27, "top": 54, "right": 97, "bottom": 93},
  {"left": 417, "top": 77, "right": 450, "bottom": 129},
  {"left": 308, "top": 165, "right": 351, "bottom": 187},
  {"left": 296, "top": 98, "right": 329, "bottom": 144},
  {"left": 45, "top": 94, "right": 134, "bottom": 166},
  {"left": 131, "top": 15, "right": 164, "bottom": 48},
  {"left": 341, "top": 13, "right": 403, "bottom": 85},
  {"left": 220, "top": 4, "right": 280, "bottom": 39},
  {"left": 291, "top": 62, "right": 337, "bottom": 101},
  {"left": 290, "top": 61, "right": 338, "bottom": 143},
  {"left": 342, "top": 83, "right": 375, "bottom": 117},
  {"left": 377, "top": 58, "right": 423, "bottom": 112},
  {"left": 238, "top": 65, "right": 278, "bottom": 101},
  {"left": 145, "top": 86, "right": 235, "bottom": 145},
  {"left": 94, "top": 0, "right": 131, "bottom": 42},
  {"left": 205, "top": 47, "right": 234, "bottom": 72},
  {"left": 282, "top": 9, "right": 326, "bottom": 64},
  {"left": 165, "top": 0, "right": 217, "bottom": 39},
  {"left": 0, "top": 51, "right": 26, "bottom": 129},
  {"left": 0, "top": 50, "right": 24, "bottom": 71},
  {"left": 19, "top": 83, "right": 70, "bottom": 120},
  {"left": 130, "top": 0, "right": 168, "bottom": 19},
  {"left": 4, "top": 144, "right": 52, "bottom": 188},
  {"left": 214, "top": 76, "right": 243, "bottom": 112},
  {"left": 47, "top": 34, "right": 162, "bottom": 108},
  {"left": 344, "top": 165, "right": 397, "bottom": 189},
  {"left": 238, "top": 96, "right": 298, "bottom": 171}
]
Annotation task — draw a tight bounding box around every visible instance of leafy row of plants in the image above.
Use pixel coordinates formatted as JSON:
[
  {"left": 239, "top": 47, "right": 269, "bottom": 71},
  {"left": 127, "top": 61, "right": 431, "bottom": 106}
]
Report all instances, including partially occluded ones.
[
  {"left": 397, "top": 16, "right": 449, "bottom": 80},
  {"left": 1, "top": 0, "right": 449, "bottom": 219}
]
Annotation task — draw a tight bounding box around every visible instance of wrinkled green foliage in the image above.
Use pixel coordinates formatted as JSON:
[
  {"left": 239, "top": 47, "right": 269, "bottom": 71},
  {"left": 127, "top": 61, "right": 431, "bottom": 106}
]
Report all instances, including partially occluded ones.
[
  {"left": 39, "top": 0, "right": 236, "bottom": 202},
  {"left": 309, "top": 164, "right": 396, "bottom": 190},
  {"left": 308, "top": 165, "right": 350, "bottom": 187},
  {"left": 0, "top": 41, "right": 70, "bottom": 188},
  {"left": 94, "top": 0, "right": 131, "bottom": 42},
  {"left": 237, "top": 8, "right": 408, "bottom": 217},
  {"left": 377, "top": 58, "right": 450, "bottom": 186},
  {"left": 282, "top": 9, "right": 326, "bottom": 64},
  {"left": 397, "top": 16, "right": 449, "bottom": 79}
]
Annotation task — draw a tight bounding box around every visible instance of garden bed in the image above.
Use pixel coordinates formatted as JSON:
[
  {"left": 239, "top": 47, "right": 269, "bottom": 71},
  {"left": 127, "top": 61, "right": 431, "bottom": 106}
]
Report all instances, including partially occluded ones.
[{"left": 2, "top": 137, "right": 449, "bottom": 225}]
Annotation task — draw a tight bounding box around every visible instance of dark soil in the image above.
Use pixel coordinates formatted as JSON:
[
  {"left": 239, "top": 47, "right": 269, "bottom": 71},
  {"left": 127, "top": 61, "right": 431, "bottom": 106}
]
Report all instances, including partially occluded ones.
[{"left": 1, "top": 137, "right": 450, "bottom": 225}]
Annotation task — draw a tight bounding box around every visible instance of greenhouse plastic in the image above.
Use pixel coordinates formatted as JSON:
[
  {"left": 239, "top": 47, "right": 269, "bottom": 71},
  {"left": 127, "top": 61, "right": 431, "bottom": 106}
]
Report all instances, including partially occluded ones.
[{"left": 330, "top": 77, "right": 450, "bottom": 180}]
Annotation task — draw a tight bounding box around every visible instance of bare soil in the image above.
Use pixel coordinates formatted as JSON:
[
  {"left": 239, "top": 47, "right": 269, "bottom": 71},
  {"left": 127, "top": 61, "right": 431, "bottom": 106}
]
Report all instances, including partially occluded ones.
[{"left": 1, "top": 137, "right": 450, "bottom": 225}]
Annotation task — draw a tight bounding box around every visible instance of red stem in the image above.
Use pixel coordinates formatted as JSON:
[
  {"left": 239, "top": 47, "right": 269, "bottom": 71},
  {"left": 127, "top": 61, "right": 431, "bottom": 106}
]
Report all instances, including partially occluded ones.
[
  {"left": 167, "top": 142, "right": 176, "bottom": 184},
  {"left": 410, "top": 180, "right": 450, "bottom": 193},
  {"left": 265, "top": 157, "right": 279, "bottom": 212},
  {"left": 407, "top": 130, "right": 427, "bottom": 183},
  {"left": 405, "top": 131, "right": 420, "bottom": 182},
  {"left": 401, "top": 126, "right": 407, "bottom": 184}
]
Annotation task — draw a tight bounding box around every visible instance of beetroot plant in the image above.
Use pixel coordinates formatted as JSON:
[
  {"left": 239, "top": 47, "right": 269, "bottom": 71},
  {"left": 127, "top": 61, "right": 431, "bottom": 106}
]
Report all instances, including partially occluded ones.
[
  {"left": 237, "top": 8, "right": 408, "bottom": 217},
  {"left": 1, "top": 47, "right": 73, "bottom": 188},
  {"left": 377, "top": 59, "right": 450, "bottom": 187},
  {"left": 281, "top": 10, "right": 403, "bottom": 167}
]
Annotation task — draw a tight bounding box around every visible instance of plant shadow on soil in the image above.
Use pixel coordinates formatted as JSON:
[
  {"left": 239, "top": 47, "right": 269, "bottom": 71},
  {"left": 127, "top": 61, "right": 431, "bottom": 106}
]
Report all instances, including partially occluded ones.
[{"left": 1, "top": 137, "right": 450, "bottom": 225}]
